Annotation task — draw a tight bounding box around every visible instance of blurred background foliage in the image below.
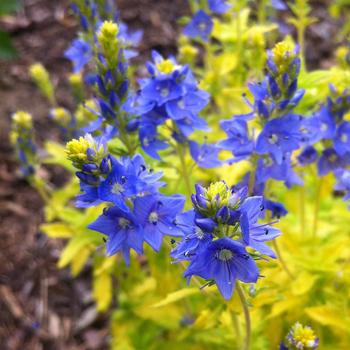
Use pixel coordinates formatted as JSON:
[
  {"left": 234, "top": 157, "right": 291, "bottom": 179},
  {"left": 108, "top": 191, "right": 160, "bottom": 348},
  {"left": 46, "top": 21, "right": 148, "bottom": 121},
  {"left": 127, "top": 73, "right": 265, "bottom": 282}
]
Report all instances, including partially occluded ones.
[{"left": 0, "top": 0, "right": 22, "bottom": 59}]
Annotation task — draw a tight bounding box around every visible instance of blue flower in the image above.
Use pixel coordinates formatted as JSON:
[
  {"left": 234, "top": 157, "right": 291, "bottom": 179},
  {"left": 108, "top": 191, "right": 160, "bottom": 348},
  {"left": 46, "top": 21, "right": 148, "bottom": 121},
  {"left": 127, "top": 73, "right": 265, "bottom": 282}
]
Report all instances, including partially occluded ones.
[
  {"left": 256, "top": 154, "right": 303, "bottom": 188},
  {"left": 264, "top": 199, "right": 288, "bottom": 219},
  {"left": 139, "top": 122, "right": 168, "bottom": 160},
  {"left": 297, "top": 146, "right": 318, "bottom": 166},
  {"left": 334, "top": 121, "right": 350, "bottom": 156},
  {"left": 134, "top": 194, "right": 185, "bottom": 251},
  {"left": 76, "top": 182, "right": 103, "bottom": 208},
  {"left": 171, "top": 210, "right": 213, "bottom": 261},
  {"left": 189, "top": 141, "right": 222, "bottom": 168},
  {"left": 88, "top": 206, "right": 143, "bottom": 265},
  {"left": 217, "top": 118, "right": 254, "bottom": 161},
  {"left": 256, "top": 114, "right": 302, "bottom": 164},
  {"left": 240, "top": 197, "right": 281, "bottom": 258},
  {"left": 64, "top": 39, "right": 92, "bottom": 73},
  {"left": 184, "top": 238, "right": 259, "bottom": 300},
  {"left": 183, "top": 10, "right": 213, "bottom": 41},
  {"left": 175, "top": 114, "right": 209, "bottom": 137},
  {"left": 134, "top": 51, "right": 210, "bottom": 150},
  {"left": 313, "top": 106, "right": 336, "bottom": 140},
  {"left": 208, "top": 0, "right": 231, "bottom": 14},
  {"left": 318, "top": 148, "right": 350, "bottom": 176},
  {"left": 98, "top": 154, "right": 164, "bottom": 210},
  {"left": 270, "top": 0, "right": 288, "bottom": 10},
  {"left": 140, "top": 74, "right": 184, "bottom": 105},
  {"left": 165, "top": 90, "right": 210, "bottom": 121},
  {"left": 335, "top": 170, "right": 350, "bottom": 204}
]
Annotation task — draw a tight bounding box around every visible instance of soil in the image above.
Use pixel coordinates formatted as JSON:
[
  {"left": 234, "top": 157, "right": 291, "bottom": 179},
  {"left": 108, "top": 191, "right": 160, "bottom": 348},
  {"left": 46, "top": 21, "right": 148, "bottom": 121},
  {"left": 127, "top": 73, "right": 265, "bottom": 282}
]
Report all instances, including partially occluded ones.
[{"left": 0, "top": 0, "right": 347, "bottom": 349}]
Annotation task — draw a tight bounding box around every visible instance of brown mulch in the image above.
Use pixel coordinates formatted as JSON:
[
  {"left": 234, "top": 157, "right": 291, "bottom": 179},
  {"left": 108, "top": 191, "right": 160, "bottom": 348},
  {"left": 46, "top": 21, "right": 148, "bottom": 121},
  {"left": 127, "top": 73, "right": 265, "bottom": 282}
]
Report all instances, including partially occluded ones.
[{"left": 0, "top": 0, "right": 347, "bottom": 349}]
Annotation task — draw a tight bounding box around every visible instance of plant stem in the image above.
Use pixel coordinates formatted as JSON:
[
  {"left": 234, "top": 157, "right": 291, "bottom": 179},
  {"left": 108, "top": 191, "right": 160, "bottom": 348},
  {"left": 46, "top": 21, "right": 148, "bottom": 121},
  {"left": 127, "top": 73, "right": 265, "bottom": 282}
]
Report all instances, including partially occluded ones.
[
  {"left": 312, "top": 176, "right": 323, "bottom": 238},
  {"left": 236, "top": 282, "right": 251, "bottom": 350},
  {"left": 272, "top": 239, "right": 294, "bottom": 279},
  {"left": 299, "top": 185, "right": 306, "bottom": 236},
  {"left": 177, "top": 143, "right": 192, "bottom": 197}
]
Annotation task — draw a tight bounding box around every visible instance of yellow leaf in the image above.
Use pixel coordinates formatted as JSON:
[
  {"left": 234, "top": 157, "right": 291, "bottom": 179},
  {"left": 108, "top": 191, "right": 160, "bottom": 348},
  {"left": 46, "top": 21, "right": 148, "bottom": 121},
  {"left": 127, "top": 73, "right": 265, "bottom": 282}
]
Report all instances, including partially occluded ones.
[
  {"left": 40, "top": 222, "right": 74, "bottom": 238},
  {"left": 292, "top": 272, "right": 318, "bottom": 296},
  {"left": 71, "top": 245, "right": 93, "bottom": 277},
  {"left": 268, "top": 296, "right": 303, "bottom": 319},
  {"left": 305, "top": 305, "right": 349, "bottom": 332},
  {"left": 44, "top": 141, "right": 75, "bottom": 172},
  {"left": 93, "top": 270, "right": 112, "bottom": 312},
  {"left": 58, "top": 231, "right": 101, "bottom": 268},
  {"left": 151, "top": 288, "right": 199, "bottom": 308}
]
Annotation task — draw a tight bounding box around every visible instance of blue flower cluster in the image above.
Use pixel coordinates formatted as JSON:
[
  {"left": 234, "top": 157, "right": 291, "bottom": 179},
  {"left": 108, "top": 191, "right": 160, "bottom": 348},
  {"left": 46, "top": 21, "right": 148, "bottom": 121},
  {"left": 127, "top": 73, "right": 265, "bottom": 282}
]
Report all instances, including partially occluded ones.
[
  {"left": 66, "top": 134, "right": 185, "bottom": 264},
  {"left": 65, "top": 0, "right": 142, "bottom": 73},
  {"left": 184, "top": 0, "right": 231, "bottom": 41},
  {"left": 131, "top": 51, "right": 210, "bottom": 159},
  {"left": 171, "top": 181, "right": 280, "bottom": 300},
  {"left": 216, "top": 41, "right": 305, "bottom": 216},
  {"left": 10, "top": 112, "right": 38, "bottom": 177},
  {"left": 298, "top": 87, "right": 350, "bottom": 176}
]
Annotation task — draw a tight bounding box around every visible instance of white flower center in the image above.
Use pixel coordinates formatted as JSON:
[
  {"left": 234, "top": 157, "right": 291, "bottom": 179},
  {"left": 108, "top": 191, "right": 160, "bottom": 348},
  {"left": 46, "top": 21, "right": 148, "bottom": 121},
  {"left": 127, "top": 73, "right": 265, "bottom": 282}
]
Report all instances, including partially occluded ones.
[
  {"left": 149, "top": 211, "right": 158, "bottom": 224},
  {"left": 268, "top": 133, "right": 279, "bottom": 144},
  {"left": 217, "top": 249, "right": 234, "bottom": 261},
  {"left": 118, "top": 218, "right": 130, "bottom": 228},
  {"left": 112, "top": 183, "right": 124, "bottom": 194}
]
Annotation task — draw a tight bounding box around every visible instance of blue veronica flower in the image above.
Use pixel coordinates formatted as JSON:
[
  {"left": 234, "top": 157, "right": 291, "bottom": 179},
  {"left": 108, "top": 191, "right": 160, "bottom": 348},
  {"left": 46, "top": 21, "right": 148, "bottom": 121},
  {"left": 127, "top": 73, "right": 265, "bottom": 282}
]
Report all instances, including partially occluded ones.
[
  {"left": 165, "top": 90, "right": 210, "bottom": 121},
  {"left": 64, "top": 38, "right": 92, "bottom": 73},
  {"left": 208, "top": 0, "right": 231, "bottom": 14},
  {"left": 334, "top": 170, "right": 350, "bottom": 205},
  {"left": 118, "top": 22, "right": 143, "bottom": 59},
  {"left": 184, "top": 237, "right": 259, "bottom": 300},
  {"left": 88, "top": 206, "right": 143, "bottom": 265},
  {"left": 98, "top": 154, "right": 164, "bottom": 210},
  {"left": 140, "top": 74, "right": 184, "bottom": 105},
  {"left": 317, "top": 148, "right": 350, "bottom": 176},
  {"left": 297, "top": 146, "right": 318, "bottom": 166},
  {"left": 312, "top": 106, "right": 336, "bottom": 140},
  {"left": 171, "top": 210, "right": 213, "bottom": 261},
  {"left": 173, "top": 181, "right": 281, "bottom": 299},
  {"left": 334, "top": 121, "right": 350, "bottom": 156},
  {"left": 175, "top": 114, "right": 209, "bottom": 137},
  {"left": 256, "top": 154, "right": 303, "bottom": 188},
  {"left": 256, "top": 114, "right": 303, "bottom": 164},
  {"left": 133, "top": 52, "right": 209, "bottom": 158},
  {"left": 183, "top": 10, "right": 213, "bottom": 42},
  {"left": 240, "top": 197, "right": 281, "bottom": 258},
  {"left": 139, "top": 122, "right": 168, "bottom": 160},
  {"left": 271, "top": 0, "right": 288, "bottom": 10},
  {"left": 327, "top": 86, "right": 350, "bottom": 123},
  {"left": 133, "top": 194, "right": 185, "bottom": 251},
  {"left": 263, "top": 199, "right": 288, "bottom": 219},
  {"left": 76, "top": 182, "right": 104, "bottom": 208},
  {"left": 189, "top": 141, "right": 222, "bottom": 168},
  {"left": 217, "top": 118, "right": 254, "bottom": 161}
]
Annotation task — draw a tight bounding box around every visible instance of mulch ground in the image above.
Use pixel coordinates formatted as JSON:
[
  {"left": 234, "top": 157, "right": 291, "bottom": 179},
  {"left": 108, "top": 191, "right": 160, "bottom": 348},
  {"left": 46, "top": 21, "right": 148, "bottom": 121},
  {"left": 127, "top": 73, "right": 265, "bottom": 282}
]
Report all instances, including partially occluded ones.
[{"left": 0, "top": 0, "right": 346, "bottom": 349}]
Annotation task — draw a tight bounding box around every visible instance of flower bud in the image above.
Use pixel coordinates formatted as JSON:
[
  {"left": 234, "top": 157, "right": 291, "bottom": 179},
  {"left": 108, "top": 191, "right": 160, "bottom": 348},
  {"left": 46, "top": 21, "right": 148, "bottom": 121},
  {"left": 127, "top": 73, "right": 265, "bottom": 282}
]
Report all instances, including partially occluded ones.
[{"left": 30, "top": 63, "right": 55, "bottom": 104}]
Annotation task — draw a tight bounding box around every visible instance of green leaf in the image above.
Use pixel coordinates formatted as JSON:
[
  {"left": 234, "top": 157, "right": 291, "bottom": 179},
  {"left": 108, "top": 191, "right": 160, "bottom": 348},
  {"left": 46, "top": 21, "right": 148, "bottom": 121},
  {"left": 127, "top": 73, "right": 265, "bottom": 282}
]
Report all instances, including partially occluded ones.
[
  {"left": 0, "top": 31, "right": 17, "bottom": 59},
  {"left": 0, "top": 0, "right": 22, "bottom": 15},
  {"left": 151, "top": 288, "right": 200, "bottom": 308}
]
